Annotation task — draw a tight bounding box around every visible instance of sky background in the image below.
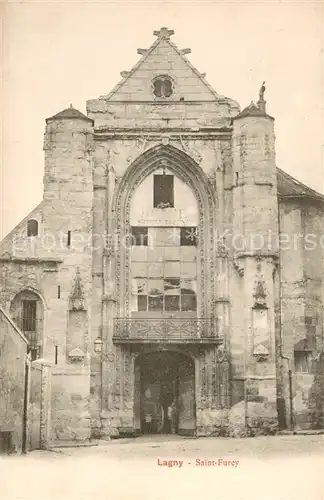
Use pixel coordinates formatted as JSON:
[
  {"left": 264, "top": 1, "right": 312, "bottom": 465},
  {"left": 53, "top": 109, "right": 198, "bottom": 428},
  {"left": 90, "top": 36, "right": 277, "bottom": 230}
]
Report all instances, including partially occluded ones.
[{"left": 1, "top": 0, "right": 323, "bottom": 239}]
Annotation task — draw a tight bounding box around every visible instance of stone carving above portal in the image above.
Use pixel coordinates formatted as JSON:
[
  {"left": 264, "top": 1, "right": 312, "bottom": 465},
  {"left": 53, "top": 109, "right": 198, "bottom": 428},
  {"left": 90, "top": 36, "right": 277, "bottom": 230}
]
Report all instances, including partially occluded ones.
[
  {"left": 161, "top": 136, "right": 170, "bottom": 146},
  {"left": 102, "top": 348, "right": 115, "bottom": 363},
  {"left": 253, "top": 273, "right": 267, "bottom": 309},
  {"left": 216, "top": 238, "right": 228, "bottom": 258},
  {"left": 179, "top": 135, "right": 203, "bottom": 164},
  {"left": 253, "top": 344, "right": 269, "bottom": 362},
  {"left": 233, "top": 257, "right": 244, "bottom": 277},
  {"left": 271, "top": 255, "right": 279, "bottom": 280},
  {"left": 69, "top": 268, "right": 86, "bottom": 311},
  {"left": 216, "top": 345, "right": 228, "bottom": 363},
  {"left": 126, "top": 137, "right": 148, "bottom": 165}
]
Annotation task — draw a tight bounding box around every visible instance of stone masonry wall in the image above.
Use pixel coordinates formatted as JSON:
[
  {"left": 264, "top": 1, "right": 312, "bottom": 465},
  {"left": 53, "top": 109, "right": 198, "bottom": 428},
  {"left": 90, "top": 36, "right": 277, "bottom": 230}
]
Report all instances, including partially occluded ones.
[
  {"left": 279, "top": 199, "right": 324, "bottom": 429},
  {"left": 50, "top": 364, "right": 91, "bottom": 445},
  {"left": 0, "top": 308, "right": 27, "bottom": 453},
  {"left": 28, "top": 362, "right": 42, "bottom": 450}
]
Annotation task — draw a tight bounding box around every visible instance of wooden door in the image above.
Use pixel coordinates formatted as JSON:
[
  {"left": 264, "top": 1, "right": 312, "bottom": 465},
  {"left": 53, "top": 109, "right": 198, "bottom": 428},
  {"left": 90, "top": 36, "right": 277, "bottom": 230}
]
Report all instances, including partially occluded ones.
[{"left": 141, "top": 383, "right": 163, "bottom": 433}]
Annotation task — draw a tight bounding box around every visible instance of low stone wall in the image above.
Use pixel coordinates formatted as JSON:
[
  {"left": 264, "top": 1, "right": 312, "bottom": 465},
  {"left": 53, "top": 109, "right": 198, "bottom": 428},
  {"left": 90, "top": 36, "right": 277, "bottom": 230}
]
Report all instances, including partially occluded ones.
[
  {"left": 50, "top": 364, "right": 91, "bottom": 445},
  {"left": 293, "top": 355, "right": 324, "bottom": 430},
  {"left": 196, "top": 409, "right": 230, "bottom": 437},
  {"left": 26, "top": 360, "right": 91, "bottom": 449}
]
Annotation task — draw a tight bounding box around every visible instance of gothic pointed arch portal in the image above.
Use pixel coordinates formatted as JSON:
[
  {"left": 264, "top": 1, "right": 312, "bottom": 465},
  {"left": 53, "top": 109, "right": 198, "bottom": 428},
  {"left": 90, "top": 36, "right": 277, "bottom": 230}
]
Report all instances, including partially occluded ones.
[
  {"left": 134, "top": 349, "right": 196, "bottom": 435},
  {"left": 112, "top": 144, "right": 217, "bottom": 323}
]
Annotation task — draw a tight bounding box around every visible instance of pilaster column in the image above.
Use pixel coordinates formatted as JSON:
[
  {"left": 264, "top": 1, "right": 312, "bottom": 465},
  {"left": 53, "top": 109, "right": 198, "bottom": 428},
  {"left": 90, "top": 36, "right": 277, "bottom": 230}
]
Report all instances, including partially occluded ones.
[{"left": 101, "top": 159, "right": 118, "bottom": 427}]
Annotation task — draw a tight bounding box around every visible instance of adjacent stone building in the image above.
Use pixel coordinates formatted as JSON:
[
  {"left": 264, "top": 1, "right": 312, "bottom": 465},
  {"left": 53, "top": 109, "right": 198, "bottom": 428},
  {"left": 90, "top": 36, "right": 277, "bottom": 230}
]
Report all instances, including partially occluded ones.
[
  {"left": 0, "top": 27, "right": 323, "bottom": 444},
  {"left": 0, "top": 307, "right": 28, "bottom": 453}
]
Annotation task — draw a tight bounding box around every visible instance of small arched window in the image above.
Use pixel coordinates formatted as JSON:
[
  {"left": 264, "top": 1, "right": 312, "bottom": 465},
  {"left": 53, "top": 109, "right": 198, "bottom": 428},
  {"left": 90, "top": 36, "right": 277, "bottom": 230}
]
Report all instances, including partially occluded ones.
[
  {"left": 27, "top": 219, "right": 38, "bottom": 237},
  {"left": 153, "top": 76, "right": 173, "bottom": 98},
  {"left": 10, "top": 289, "right": 44, "bottom": 360}
]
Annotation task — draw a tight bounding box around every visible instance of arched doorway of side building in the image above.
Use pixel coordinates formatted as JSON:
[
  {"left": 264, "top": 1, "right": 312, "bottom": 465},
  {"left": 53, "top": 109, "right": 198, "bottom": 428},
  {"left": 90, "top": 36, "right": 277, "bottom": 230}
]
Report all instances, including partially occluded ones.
[{"left": 134, "top": 350, "right": 196, "bottom": 436}]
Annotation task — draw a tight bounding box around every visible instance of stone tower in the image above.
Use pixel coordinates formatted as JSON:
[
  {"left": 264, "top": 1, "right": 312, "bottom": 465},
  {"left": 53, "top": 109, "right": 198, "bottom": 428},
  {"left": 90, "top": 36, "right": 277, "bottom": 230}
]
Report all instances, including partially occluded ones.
[
  {"left": 42, "top": 106, "right": 94, "bottom": 363},
  {"left": 230, "top": 96, "right": 279, "bottom": 432}
]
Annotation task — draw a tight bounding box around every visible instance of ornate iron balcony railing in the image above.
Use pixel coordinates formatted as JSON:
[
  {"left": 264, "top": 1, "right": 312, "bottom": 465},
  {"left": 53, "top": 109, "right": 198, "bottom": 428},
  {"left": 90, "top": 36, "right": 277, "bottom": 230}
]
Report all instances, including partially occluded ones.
[{"left": 113, "top": 317, "right": 223, "bottom": 344}]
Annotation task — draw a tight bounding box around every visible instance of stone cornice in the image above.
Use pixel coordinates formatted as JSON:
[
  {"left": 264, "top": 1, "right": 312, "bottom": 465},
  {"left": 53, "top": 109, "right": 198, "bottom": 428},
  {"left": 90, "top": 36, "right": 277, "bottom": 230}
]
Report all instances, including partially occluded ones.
[
  {"left": 93, "top": 128, "right": 232, "bottom": 140},
  {"left": 102, "top": 295, "right": 117, "bottom": 303},
  {"left": 94, "top": 99, "right": 232, "bottom": 105},
  {"left": 234, "top": 251, "right": 279, "bottom": 260},
  {"left": 278, "top": 194, "right": 324, "bottom": 205},
  {"left": 213, "top": 297, "right": 230, "bottom": 304},
  {"left": 0, "top": 256, "right": 63, "bottom": 265}
]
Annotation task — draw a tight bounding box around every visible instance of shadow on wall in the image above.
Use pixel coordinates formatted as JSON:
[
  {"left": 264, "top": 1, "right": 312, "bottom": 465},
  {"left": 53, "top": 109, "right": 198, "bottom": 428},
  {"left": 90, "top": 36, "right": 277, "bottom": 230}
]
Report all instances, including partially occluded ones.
[
  {"left": 294, "top": 352, "right": 324, "bottom": 430},
  {"left": 308, "top": 353, "right": 324, "bottom": 429}
]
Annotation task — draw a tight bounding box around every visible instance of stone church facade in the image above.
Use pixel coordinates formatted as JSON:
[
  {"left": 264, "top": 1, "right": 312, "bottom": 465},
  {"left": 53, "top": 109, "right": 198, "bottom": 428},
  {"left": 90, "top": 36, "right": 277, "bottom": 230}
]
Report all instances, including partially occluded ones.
[{"left": 1, "top": 27, "right": 323, "bottom": 444}]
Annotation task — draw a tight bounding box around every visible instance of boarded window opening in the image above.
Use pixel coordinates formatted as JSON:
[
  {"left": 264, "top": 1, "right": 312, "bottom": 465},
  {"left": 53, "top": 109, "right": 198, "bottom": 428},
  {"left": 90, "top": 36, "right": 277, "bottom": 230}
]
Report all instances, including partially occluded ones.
[
  {"left": 180, "top": 227, "right": 198, "bottom": 246},
  {"left": 131, "top": 227, "right": 149, "bottom": 246}
]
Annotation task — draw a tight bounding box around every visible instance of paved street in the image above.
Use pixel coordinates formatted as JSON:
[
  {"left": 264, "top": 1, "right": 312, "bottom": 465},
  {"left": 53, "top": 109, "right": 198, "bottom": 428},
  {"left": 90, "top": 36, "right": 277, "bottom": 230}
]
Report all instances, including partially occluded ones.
[{"left": 1, "top": 434, "right": 324, "bottom": 500}]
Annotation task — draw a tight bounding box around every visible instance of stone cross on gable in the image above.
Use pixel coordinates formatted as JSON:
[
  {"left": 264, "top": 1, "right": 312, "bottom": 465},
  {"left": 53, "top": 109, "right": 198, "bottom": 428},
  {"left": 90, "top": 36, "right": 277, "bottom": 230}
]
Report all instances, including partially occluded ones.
[{"left": 153, "top": 27, "right": 175, "bottom": 40}]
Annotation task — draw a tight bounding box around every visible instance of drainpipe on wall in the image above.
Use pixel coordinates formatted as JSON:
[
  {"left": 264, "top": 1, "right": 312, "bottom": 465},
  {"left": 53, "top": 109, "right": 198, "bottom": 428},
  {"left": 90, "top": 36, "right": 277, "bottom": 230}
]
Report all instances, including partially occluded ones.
[
  {"left": 244, "top": 375, "right": 249, "bottom": 432},
  {"left": 279, "top": 351, "right": 294, "bottom": 430},
  {"left": 288, "top": 362, "right": 294, "bottom": 429}
]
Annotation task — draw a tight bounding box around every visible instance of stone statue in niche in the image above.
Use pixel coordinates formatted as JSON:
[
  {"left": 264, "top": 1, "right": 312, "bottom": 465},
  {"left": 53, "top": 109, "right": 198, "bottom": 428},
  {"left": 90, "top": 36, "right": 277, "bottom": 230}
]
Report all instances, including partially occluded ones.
[
  {"left": 253, "top": 279, "right": 267, "bottom": 309},
  {"left": 106, "top": 147, "right": 119, "bottom": 171}
]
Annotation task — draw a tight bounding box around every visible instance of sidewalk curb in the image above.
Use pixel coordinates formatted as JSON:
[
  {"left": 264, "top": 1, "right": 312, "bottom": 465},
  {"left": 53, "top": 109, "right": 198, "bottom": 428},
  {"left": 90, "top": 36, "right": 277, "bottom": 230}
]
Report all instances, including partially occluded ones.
[{"left": 277, "top": 430, "right": 324, "bottom": 436}]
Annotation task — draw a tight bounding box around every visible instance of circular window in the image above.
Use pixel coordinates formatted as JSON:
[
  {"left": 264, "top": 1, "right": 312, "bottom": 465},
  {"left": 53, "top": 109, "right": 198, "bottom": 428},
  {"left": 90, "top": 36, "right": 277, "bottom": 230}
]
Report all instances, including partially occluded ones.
[{"left": 152, "top": 75, "right": 173, "bottom": 98}]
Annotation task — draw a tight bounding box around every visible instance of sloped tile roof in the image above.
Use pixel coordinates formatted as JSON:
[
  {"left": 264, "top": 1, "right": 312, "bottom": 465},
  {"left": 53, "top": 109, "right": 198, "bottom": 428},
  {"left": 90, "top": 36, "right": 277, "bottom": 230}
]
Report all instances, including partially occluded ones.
[
  {"left": 46, "top": 106, "right": 94, "bottom": 124},
  {"left": 277, "top": 168, "right": 324, "bottom": 201},
  {"left": 233, "top": 101, "right": 274, "bottom": 120}
]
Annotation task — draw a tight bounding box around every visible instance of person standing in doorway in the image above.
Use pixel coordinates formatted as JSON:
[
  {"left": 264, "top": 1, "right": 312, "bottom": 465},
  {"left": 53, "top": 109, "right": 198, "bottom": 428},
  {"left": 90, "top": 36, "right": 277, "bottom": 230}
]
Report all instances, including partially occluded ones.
[
  {"left": 167, "top": 402, "right": 173, "bottom": 433},
  {"left": 170, "top": 399, "right": 177, "bottom": 434}
]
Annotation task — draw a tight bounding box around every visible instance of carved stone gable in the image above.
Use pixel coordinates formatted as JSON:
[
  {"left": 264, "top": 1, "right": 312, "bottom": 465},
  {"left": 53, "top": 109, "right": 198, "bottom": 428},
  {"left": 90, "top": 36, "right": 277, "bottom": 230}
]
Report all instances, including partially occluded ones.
[{"left": 69, "top": 268, "right": 86, "bottom": 311}]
